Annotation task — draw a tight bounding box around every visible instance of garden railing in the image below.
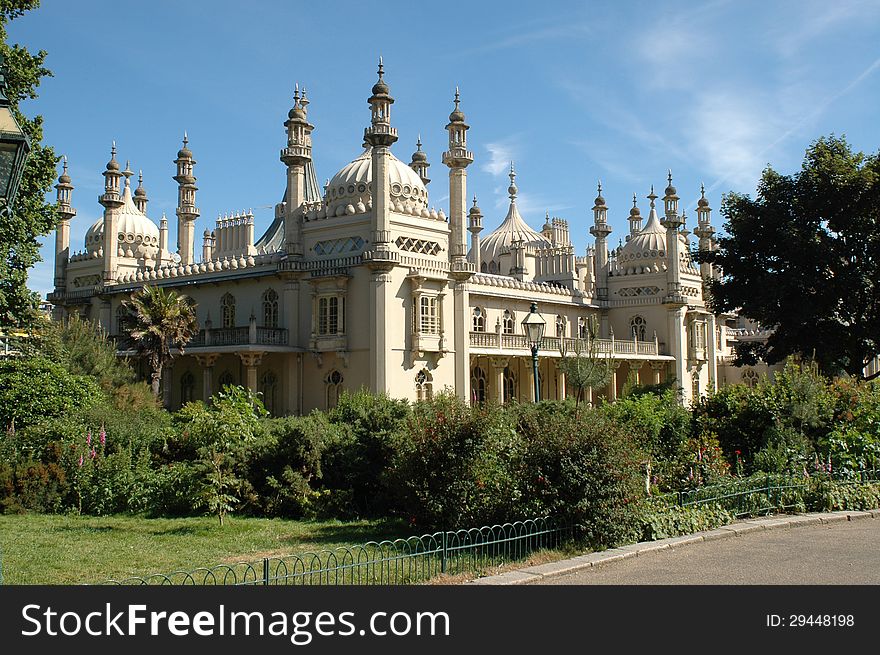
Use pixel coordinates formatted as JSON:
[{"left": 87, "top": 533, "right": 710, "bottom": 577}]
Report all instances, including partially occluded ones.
[{"left": 98, "top": 516, "right": 571, "bottom": 586}]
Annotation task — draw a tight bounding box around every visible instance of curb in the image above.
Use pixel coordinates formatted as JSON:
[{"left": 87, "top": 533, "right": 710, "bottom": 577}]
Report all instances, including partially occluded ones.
[{"left": 467, "top": 509, "right": 880, "bottom": 585}]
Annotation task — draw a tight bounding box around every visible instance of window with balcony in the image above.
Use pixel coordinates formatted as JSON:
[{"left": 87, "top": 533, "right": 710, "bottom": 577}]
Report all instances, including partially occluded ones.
[
  {"left": 502, "top": 310, "right": 515, "bottom": 335},
  {"left": 630, "top": 315, "right": 647, "bottom": 341},
  {"left": 472, "top": 307, "right": 486, "bottom": 332},
  {"left": 556, "top": 315, "right": 566, "bottom": 338},
  {"left": 262, "top": 289, "right": 279, "bottom": 328}
]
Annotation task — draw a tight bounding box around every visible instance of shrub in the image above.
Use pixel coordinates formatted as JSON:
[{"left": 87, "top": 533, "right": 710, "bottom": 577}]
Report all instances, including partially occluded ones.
[
  {"left": 514, "top": 403, "right": 646, "bottom": 549},
  {"left": 390, "top": 394, "right": 519, "bottom": 529},
  {"left": 636, "top": 501, "right": 735, "bottom": 542},
  {"left": 0, "top": 357, "right": 101, "bottom": 432},
  {"left": 322, "top": 390, "right": 411, "bottom": 517}
]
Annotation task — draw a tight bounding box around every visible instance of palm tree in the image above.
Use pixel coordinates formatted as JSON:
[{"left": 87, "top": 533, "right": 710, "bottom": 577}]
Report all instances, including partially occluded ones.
[{"left": 120, "top": 285, "right": 199, "bottom": 399}]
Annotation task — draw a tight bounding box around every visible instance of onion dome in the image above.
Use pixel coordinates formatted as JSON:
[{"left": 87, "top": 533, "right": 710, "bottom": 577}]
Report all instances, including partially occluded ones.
[
  {"left": 411, "top": 136, "right": 428, "bottom": 163},
  {"left": 58, "top": 156, "right": 72, "bottom": 184},
  {"left": 84, "top": 178, "right": 160, "bottom": 259},
  {"left": 288, "top": 83, "right": 306, "bottom": 120},
  {"left": 615, "top": 187, "right": 668, "bottom": 275},
  {"left": 449, "top": 87, "right": 465, "bottom": 123},
  {"left": 106, "top": 142, "right": 120, "bottom": 171},
  {"left": 480, "top": 165, "right": 550, "bottom": 267},
  {"left": 134, "top": 170, "right": 147, "bottom": 199},
  {"left": 325, "top": 146, "right": 428, "bottom": 217},
  {"left": 629, "top": 194, "right": 641, "bottom": 218},
  {"left": 697, "top": 182, "right": 710, "bottom": 208},
  {"left": 664, "top": 169, "right": 677, "bottom": 197},
  {"left": 594, "top": 180, "right": 606, "bottom": 207},
  {"left": 371, "top": 56, "right": 389, "bottom": 96},
  {"left": 177, "top": 132, "right": 193, "bottom": 159},
  {"left": 468, "top": 195, "right": 481, "bottom": 218}
]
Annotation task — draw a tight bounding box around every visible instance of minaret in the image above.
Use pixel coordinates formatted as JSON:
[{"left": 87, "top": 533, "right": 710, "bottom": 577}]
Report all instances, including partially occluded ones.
[
  {"left": 409, "top": 135, "right": 430, "bottom": 186},
  {"left": 628, "top": 193, "right": 642, "bottom": 237},
  {"left": 201, "top": 228, "right": 213, "bottom": 262},
  {"left": 173, "top": 133, "right": 199, "bottom": 265},
  {"left": 693, "top": 183, "right": 715, "bottom": 280},
  {"left": 468, "top": 195, "right": 483, "bottom": 271},
  {"left": 158, "top": 212, "right": 169, "bottom": 268},
  {"left": 441, "top": 86, "right": 474, "bottom": 272},
  {"left": 661, "top": 170, "right": 684, "bottom": 301},
  {"left": 363, "top": 56, "right": 398, "bottom": 256},
  {"left": 99, "top": 143, "right": 124, "bottom": 283},
  {"left": 281, "top": 83, "right": 314, "bottom": 258},
  {"left": 134, "top": 169, "right": 148, "bottom": 214},
  {"left": 589, "top": 180, "right": 611, "bottom": 300},
  {"left": 54, "top": 157, "right": 76, "bottom": 290}
]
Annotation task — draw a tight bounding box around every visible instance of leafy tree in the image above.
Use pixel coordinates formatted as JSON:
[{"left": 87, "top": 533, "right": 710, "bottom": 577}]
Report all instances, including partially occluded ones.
[
  {"left": 555, "top": 315, "right": 613, "bottom": 409},
  {"left": 702, "top": 135, "right": 880, "bottom": 379},
  {"left": 0, "top": 1, "right": 58, "bottom": 329},
  {"left": 120, "top": 285, "right": 198, "bottom": 398}
]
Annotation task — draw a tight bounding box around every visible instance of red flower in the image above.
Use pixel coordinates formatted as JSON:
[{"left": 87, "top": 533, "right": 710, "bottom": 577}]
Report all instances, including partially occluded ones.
[{"left": 735, "top": 449, "right": 741, "bottom": 456}]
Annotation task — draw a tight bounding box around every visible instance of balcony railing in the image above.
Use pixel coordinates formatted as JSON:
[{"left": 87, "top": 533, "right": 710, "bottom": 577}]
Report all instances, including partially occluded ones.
[
  {"left": 181, "top": 326, "right": 289, "bottom": 348},
  {"left": 469, "top": 332, "right": 660, "bottom": 357}
]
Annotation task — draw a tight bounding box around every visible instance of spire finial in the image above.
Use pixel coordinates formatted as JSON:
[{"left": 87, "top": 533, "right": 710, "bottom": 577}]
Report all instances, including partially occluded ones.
[
  {"left": 416, "top": 133, "right": 422, "bottom": 149},
  {"left": 454, "top": 85, "right": 460, "bottom": 107},
  {"left": 508, "top": 162, "right": 518, "bottom": 201},
  {"left": 701, "top": 182, "right": 706, "bottom": 197},
  {"left": 667, "top": 169, "right": 673, "bottom": 185},
  {"left": 377, "top": 55, "right": 384, "bottom": 79},
  {"left": 648, "top": 184, "right": 657, "bottom": 208},
  {"left": 300, "top": 86, "right": 309, "bottom": 108},
  {"left": 597, "top": 179, "right": 602, "bottom": 195},
  {"left": 473, "top": 194, "right": 478, "bottom": 207},
  {"left": 138, "top": 169, "right": 143, "bottom": 184},
  {"left": 632, "top": 193, "right": 637, "bottom": 207},
  {"left": 122, "top": 160, "right": 133, "bottom": 183},
  {"left": 62, "top": 155, "right": 68, "bottom": 173}
]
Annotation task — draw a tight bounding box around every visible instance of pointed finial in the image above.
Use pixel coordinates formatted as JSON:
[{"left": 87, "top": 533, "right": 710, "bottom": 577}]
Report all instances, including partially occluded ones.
[
  {"left": 293, "top": 82, "right": 300, "bottom": 103},
  {"left": 648, "top": 184, "right": 657, "bottom": 208},
  {"left": 700, "top": 182, "right": 706, "bottom": 197},
  {"left": 597, "top": 179, "right": 602, "bottom": 195},
  {"left": 416, "top": 133, "right": 422, "bottom": 149},
  {"left": 122, "top": 160, "right": 133, "bottom": 183},
  {"left": 183, "top": 131, "right": 188, "bottom": 145},
  {"left": 63, "top": 155, "right": 68, "bottom": 172},
  {"left": 454, "top": 85, "right": 460, "bottom": 107},
  {"left": 668, "top": 169, "right": 673, "bottom": 185},
  {"left": 111, "top": 141, "right": 116, "bottom": 155},
  {"left": 138, "top": 169, "right": 143, "bottom": 185},
  {"left": 377, "top": 55, "right": 384, "bottom": 79},
  {"left": 473, "top": 194, "right": 478, "bottom": 207},
  {"left": 632, "top": 193, "right": 637, "bottom": 207},
  {"left": 508, "top": 162, "right": 518, "bottom": 201},
  {"left": 300, "top": 86, "right": 309, "bottom": 108}
]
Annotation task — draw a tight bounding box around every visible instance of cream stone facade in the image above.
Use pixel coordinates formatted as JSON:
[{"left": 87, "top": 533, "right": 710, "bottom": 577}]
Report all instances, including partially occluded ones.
[{"left": 49, "top": 62, "right": 761, "bottom": 414}]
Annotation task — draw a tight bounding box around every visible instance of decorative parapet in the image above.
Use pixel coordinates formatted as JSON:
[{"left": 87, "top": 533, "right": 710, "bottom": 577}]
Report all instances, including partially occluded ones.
[{"left": 470, "top": 273, "right": 584, "bottom": 298}]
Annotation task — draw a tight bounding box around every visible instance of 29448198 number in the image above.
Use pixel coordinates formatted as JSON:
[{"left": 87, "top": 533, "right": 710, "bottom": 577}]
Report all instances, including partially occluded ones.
[{"left": 766, "top": 614, "right": 854, "bottom": 627}]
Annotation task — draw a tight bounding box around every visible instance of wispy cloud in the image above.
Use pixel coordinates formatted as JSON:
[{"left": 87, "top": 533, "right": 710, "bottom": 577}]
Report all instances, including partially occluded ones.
[
  {"left": 455, "top": 21, "right": 591, "bottom": 57},
  {"left": 481, "top": 138, "right": 521, "bottom": 177},
  {"left": 772, "top": 1, "right": 875, "bottom": 58}
]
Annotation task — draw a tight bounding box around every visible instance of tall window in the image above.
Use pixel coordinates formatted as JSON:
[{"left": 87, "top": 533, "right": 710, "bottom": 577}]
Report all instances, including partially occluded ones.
[
  {"left": 318, "top": 296, "right": 339, "bottom": 335},
  {"left": 260, "top": 371, "right": 278, "bottom": 415},
  {"left": 419, "top": 296, "right": 439, "bottom": 334},
  {"left": 741, "top": 369, "right": 759, "bottom": 388},
  {"left": 326, "top": 370, "right": 343, "bottom": 409},
  {"left": 218, "top": 370, "right": 234, "bottom": 390},
  {"left": 692, "top": 374, "right": 700, "bottom": 401},
  {"left": 472, "top": 307, "right": 485, "bottom": 332},
  {"left": 471, "top": 366, "right": 486, "bottom": 405},
  {"left": 502, "top": 310, "right": 515, "bottom": 335},
  {"left": 115, "top": 304, "right": 128, "bottom": 335},
  {"left": 503, "top": 367, "right": 517, "bottom": 402},
  {"left": 415, "top": 369, "right": 433, "bottom": 401},
  {"left": 262, "top": 289, "right": 279, "bottom": 328},
  {"left": 556, "top": 315, "right": 566, "bottom": 338},
  {"left": 630, "top": 315, "right": 647, "bottom": 341},
  {"left": 180, "top": 371, "right": 195, "bottom": 405},
  {"left": 221, "top": 293, "right": 236, "bottom": 328},
  {"left": 578, "top": 317, "right": 588, "bottom": 339}
]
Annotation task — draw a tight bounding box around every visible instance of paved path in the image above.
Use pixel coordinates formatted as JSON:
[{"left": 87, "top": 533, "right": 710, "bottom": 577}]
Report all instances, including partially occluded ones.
[{"left": 469, "top": 510, "right": 880, "bottom": 585}]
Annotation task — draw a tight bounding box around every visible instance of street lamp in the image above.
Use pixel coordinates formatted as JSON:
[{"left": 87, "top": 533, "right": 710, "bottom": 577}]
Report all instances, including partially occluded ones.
[
  {"left": 521, "top": 302, "right": 546, "bottom": 402},
  {"left": 0, "top": 55, "right": 31, "bottom": 210}
]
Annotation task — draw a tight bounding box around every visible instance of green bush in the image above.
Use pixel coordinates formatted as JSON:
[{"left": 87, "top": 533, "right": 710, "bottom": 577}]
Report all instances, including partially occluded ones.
[
  {"left": 0, "top": 357, "right": 101, "bottom": 431},
  {"left": 322, "top": 390, "right": 411, "bottom": 517},
  {"left": 513, "top": 404, "right": 646, "bottom": 549},
  {"left": 390, "top": 394, "right": 519, "bottom": 529},
  {"left": 636, "top": 501, "right": 735, "bottom": 542}
]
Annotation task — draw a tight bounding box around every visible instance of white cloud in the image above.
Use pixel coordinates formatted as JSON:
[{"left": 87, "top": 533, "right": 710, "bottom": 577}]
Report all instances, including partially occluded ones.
[{"left": 481, "top": 138, "right": 521, "bottom": 177}]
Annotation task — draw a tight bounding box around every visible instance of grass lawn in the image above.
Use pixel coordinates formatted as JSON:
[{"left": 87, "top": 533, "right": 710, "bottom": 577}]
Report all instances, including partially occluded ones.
[{"left": 0, "top": 514, "right": 407, "bottom": 585}]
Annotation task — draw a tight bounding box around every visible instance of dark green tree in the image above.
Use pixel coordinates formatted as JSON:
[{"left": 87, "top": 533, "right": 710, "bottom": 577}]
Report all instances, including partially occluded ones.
[
  {"left": 0, "top": 0, "right": 58, "bottom": 329},
  {"left": 703, "top": 136, "right": 880, "bottom": 380}
]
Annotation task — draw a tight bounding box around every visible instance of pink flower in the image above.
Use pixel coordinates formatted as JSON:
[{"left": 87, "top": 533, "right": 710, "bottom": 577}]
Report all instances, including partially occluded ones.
[
  {"left": 90, "top": 448, "right": 96, "bottom": 459},
  {"left": 86, "top": 430, "right": 92, "bottom": 446},
  {"left": 99, "top": 424, "right": 106, "bottom": 445},
  {"left": 78, "top": 454, "right": 83, "bottom": 467}
]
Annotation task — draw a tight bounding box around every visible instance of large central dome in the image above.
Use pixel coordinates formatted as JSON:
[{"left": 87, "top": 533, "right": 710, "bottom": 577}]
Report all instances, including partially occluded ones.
[
  {"left": 325, "top": 146, "right": 428, "bottom": 217},
  {"left": 84, "top": 183, "right": 160, "bottom": 260}
]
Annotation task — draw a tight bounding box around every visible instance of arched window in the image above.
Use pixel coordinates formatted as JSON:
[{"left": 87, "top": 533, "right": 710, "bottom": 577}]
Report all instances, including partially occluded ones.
[
  {"left": 471, "top": 366, "right": 486, "bottom": 405},
  {"left": 221, "top": 293, "right": 236, "bottom": 328},
  {"left": 556, "top": 315, "right": 566, "bottom": 338},
  {"left": 415, "top": 369, "right": 433, "bottom": 401},
  {"left": 503, "top": 366, "right": 517, "bottom": 402},
  {"left": 218, "top": 370, "right": 234, "bottom": 390},
  {"left": 578, "top": 317, "right": 588, "bottom": 339},
  {"left": 115, "top": 304, "right": 128, "bottom": 335},
  {"left": 630, "top": 315, "right": 647, "bottom": 341},
  {"left": 488, "top": 260, "right": 498, "bottom": 274},
  {"left": 260, "top": 371, "right": 278, "bottom": 415},
  {"left": 741, "top": 369, "right": 759, "bottom": 388},
  {"left": 472, "top": 307, "right": 485, "bottom": 332},
  {"left": 502, "top": 310, "right": 515, "bottom": 335},
  {"left": 480, "top": 262, "right": 487, "bottom": 273},
  {"left": 262, "top": 289, "right": 279, "bottom": 328},
  {"left": 326, "top": 369, "right": 343, "bottom": 409},
  {"left": 180, "top": 371, "right": 195, "bottom": 406},
  {"left": 692, "top": 374, "right": 701, "bottom": 401}
]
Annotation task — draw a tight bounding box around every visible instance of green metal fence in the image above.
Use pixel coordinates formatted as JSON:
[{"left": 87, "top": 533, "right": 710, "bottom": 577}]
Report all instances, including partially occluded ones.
[
  {"left": 100, "top": 517, "right": 571, "bottom": 585},
  {"left": 674, "top": 469, "right": 880, "bottom": 517}
]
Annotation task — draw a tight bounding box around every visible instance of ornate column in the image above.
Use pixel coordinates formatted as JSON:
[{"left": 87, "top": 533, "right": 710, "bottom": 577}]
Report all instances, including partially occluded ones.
[
  {"left": 490, "top": 356, "right": 508, "bottom": 405},
  {"left": 628, "top": 360, "right": 642, "bottom": 386},
  {"left": 238, "top": 352, "right": 265, "bottom": 392},
  {"left": 195, "top": 353, "right": 219, "bottom": 401},
  {"left": 556, "top": 363, "right": 566, "bottom": 401},
  {"left": 649, "top": 361, "right": 665, "bottom": 385},
  {"left": 608, "top": 360, "right": 621, "bottom": 402}
]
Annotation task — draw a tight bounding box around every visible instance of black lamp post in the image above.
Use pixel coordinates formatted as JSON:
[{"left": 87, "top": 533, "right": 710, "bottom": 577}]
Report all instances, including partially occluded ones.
[
  {"left": 521, "top": 302, "right": 546, "bottom": 402},
  {"left": 0, "top": 55, "right": 31, "bottom": 212}
]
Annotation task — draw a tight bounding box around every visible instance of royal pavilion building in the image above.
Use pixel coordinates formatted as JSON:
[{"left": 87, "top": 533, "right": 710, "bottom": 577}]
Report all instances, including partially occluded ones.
[{"left": 48, "top": 60, "right": 757, "bottom": 414}]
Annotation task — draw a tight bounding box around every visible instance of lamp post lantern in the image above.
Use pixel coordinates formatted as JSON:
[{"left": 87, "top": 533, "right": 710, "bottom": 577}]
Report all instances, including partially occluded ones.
[
  {"left": 0, "top": 54, "right": 30, "bottom": 211},
  {"left": 521, "top": 302, "right": 546, "bottom": 402}
]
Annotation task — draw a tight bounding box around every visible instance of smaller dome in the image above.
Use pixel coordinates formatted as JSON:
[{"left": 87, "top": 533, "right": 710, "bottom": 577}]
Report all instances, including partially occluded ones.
[
  {"left": 698, "top": 194, "right": 710, "bottom": 208},
  {"left": 411, "top": 137, "right": 427, "bottom": 163},
  {"left": 106, "top": 157, "right": 119, "bottom": 172},
  {"left": 59, "top": 171, "right": 71, "bottom": 184},
  {"left": 288, "top": 105, "right": 306, "bottom": 120},
  {"left": 177, "top": 134, "right": 192, "bottom": 159}
]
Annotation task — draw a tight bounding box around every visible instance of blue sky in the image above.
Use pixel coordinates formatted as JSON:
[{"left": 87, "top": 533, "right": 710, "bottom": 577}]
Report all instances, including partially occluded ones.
[{"left": 10, "top": 0, "right": 880, "bottom": 298}]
